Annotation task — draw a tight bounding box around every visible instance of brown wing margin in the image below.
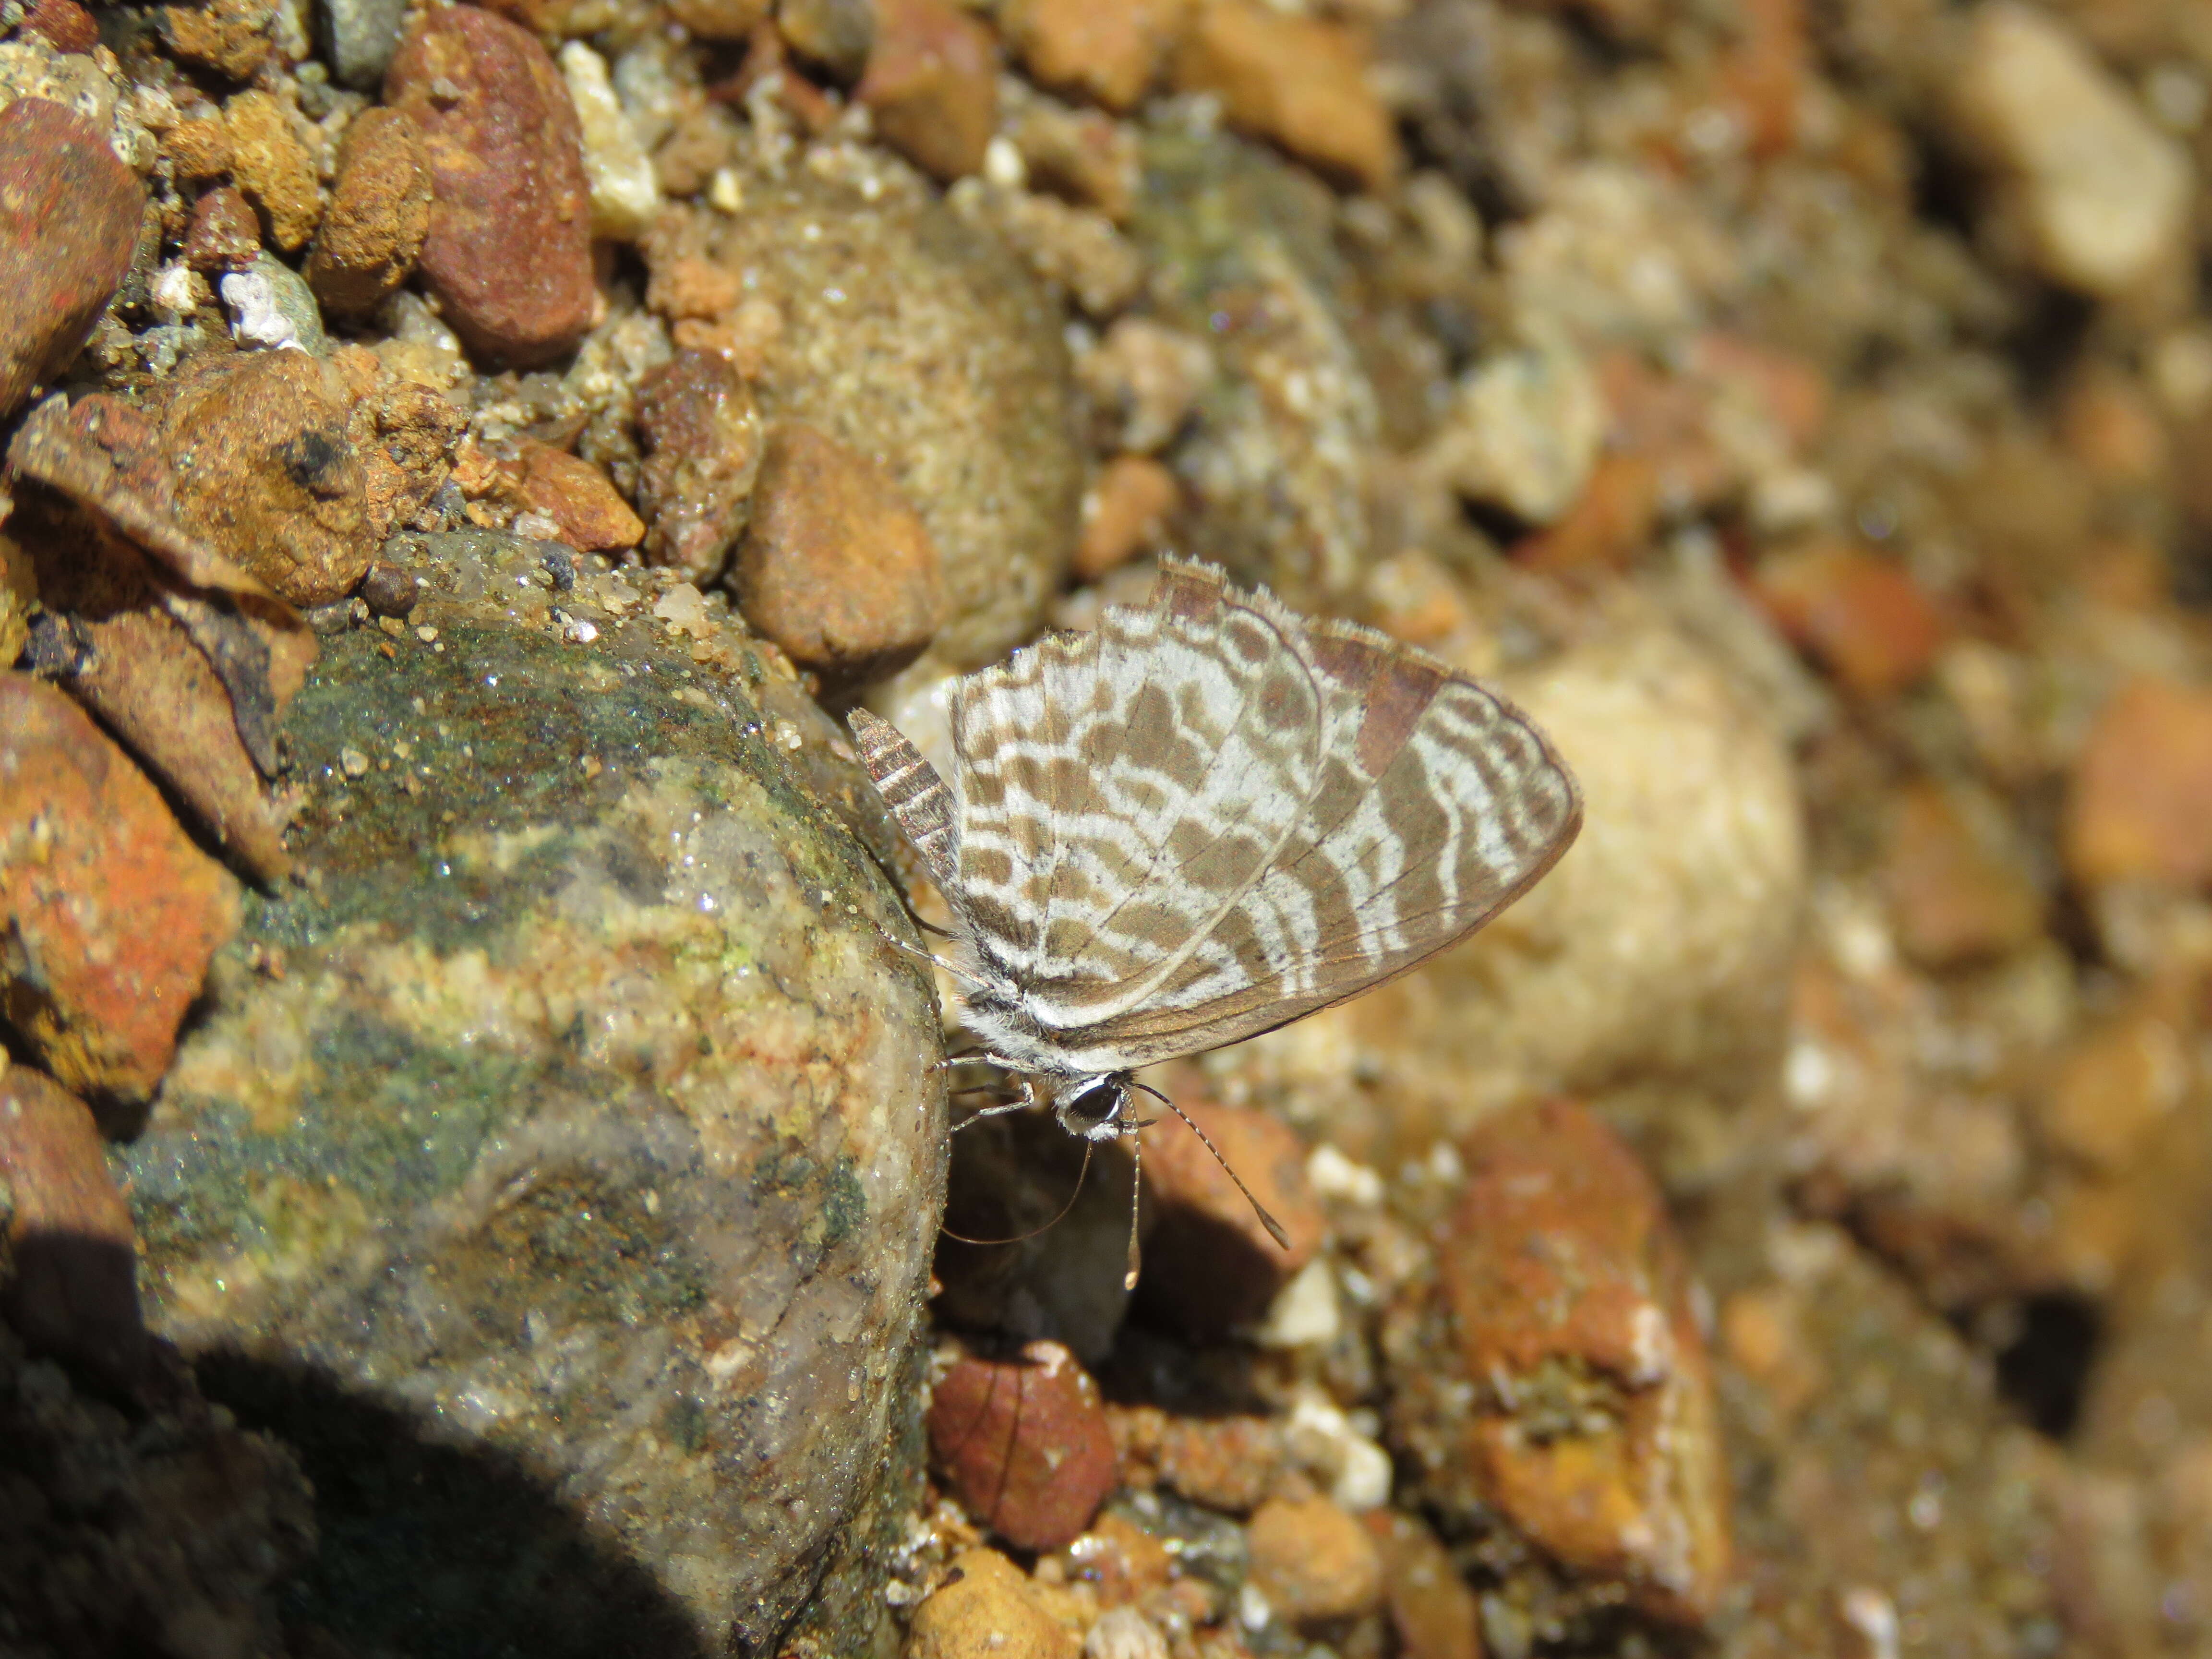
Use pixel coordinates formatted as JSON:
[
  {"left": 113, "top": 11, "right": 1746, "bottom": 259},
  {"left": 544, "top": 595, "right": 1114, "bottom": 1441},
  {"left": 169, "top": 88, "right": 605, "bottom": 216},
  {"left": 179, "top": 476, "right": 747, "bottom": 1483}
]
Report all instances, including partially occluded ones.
[{"left": 849, "top": 708, "right": 962, "bottom": 897}]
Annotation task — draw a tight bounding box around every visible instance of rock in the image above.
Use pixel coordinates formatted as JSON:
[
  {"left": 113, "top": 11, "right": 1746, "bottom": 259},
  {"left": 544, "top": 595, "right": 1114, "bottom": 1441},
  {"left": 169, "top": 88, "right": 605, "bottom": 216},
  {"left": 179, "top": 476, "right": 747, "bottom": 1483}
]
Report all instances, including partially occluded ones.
[
  {"left": 501, "top": 438, "right": 646, "bottom": 553},
  {"left": 559, "top": 41, "right": 659, "bottom": 241},
  {"left": 1753, "top": 540, "right": 1946, "bottom": 699},
  {"left": 224, "top": 87, "right": 321, "bottom": 253},
  {"left": 21, "top": 0, "right": 100, "bottom": 53},
  {"left": 1077, "top": 317, "right": 1213, "bottom": 455},
  {"left": 1511, "top": 450, "right": 1660, "bottom": 573},
  {"left": 1425, "top": 330, "right": 1605, "bottom": 526},
  {"left": 320, "top": 0, "right": 406, "bottom": 87},
  {"left": 635, "top": 347, "right": 763, "bottom": 584},
  {"left": 162, "top": 0, "right": 274, "bottom": 80},
  {"left": 1075, "top": 455, "right": 1179, "bottom": 581},
  {"left": 1002, "top": 0, "right": 1188, "bottom": 113},
  {"left": 358, "top": 558, "right": 420, "bottom": 617},
  {"left": 664, "top": 0, "right": 767, "bottom": 40},
  {"left": 307, "top": 106, "right": 431, "bottom": 315},
  {"left": 0, "top": 1319, "right": 316, "bottom": 1656},
  {"left": 160, "top": 350, "right": 381, "bottom": 602},
  {"left": 928, "top": 1340, "right": 1119, "bottom": 1551},
  {"left": 1109, "top": 1405, "right": 1286, "bottom": 1513},
  {"left": 124, "top": 529, "right": 943, "bottom": 1656},
  {"left": 1059, "top": 1512, "right": 1173, "bottom": 1606},
  {"left": 1011, "top": 97, "right": 1141, "bottom": 223},
  {"left": 909, "top": 1548, "right": 1080, "bottom": 1659},
  {"left": 0, "top": 675, "right": 241, "bottom": 1106},
  {"left": 655, "top": 170, "right": 1079, "bottom": 668},
  {"left": 1414, "top": 1099, "right": 1731, "bottom": 1625},
  {"left": 1131, "top": 1093, "right": 1323, "bottom": 1342},
  {"left": 1171, "top": 0, "right": 1399, "bottom": 194},
  {"left": 1364, "top": 1511, "right": 1480, "bottom": 1659},
  {"left": 1082, "top": 1605, "right": 1169, "bottom": 1659},
  {"left": 1945, "top": 0, "right": 2193, "bottom": 302},
  {"left": 0, "top": 97, "right": 144, "bottom": 417},
  {"left": 1880, "top": 780, "right": 2043, "bottom": 968},
  {"left": 2063, "top": 675, "right": 2212, "bottom": 890},
  {"left": 0, "top": 1066, "right": 144, "bottom": 1381},
  {"left": 222, "top": 250, "right": 329, "bottom": 353},
  {"left": 183, "top": 182, "right": 263, "bottom": 272},
  {"left": 2037, "top": 999, "right": 2188, "bottom": 1175},
  {"left": 386, "top": 4, "right": 598, "bottom": 366},
  {"left": 733, "top": 420, "right": 945, "bottom": 686},
  {"left": 978, "top": 188, "right": 1147, "bottom": 321},
  {"left": 1245, "top": 1493, "right": 1384, "bottom": 1624},
  {"left": 855, "top": 0, "right": 998, "bottom": 183},
  {"left": 162, "top": 108, "right": 232, "bottom": 179},
  {"left": 777, "top": 0, "right": 874, "bottom": 84}
]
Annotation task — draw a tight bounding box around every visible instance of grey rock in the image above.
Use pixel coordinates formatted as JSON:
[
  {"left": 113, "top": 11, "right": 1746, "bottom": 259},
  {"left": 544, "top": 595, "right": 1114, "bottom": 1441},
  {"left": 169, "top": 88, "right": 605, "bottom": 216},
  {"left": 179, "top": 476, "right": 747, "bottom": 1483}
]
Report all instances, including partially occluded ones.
[
  {"left": 128, "top": 531, "right": 945, "bottom": 1656},
  {"left": 318, "top": 0, "right": 406, "bottom": 89}
]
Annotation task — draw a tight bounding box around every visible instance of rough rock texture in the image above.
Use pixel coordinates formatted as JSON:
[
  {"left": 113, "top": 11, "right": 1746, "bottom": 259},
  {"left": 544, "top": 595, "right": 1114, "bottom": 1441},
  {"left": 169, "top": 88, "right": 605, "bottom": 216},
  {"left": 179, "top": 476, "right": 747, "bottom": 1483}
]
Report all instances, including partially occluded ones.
[
  {"left": 122, "top": 532, "right": 944, "bottom": 1656},
  {"left": 0, "top": 96, "right": 144, "bottom": 416},
  {"left": 0, "top": 674, "right": 241, "bottom": 1107},
  {"left": 659, "top": 166, "right": 1080, "bottom": 667},
  {"left": 306, "top": 105, "right": 432, "bottom": 315},
  {"left": 385, "top": 4, "right": 598, "bottom": 365},
  {"left": 635, "top": 348, "right": 763, "bottom": 584},
  {"left": 908, "top": 1546, "right": 1078, "bottom": 1659}
]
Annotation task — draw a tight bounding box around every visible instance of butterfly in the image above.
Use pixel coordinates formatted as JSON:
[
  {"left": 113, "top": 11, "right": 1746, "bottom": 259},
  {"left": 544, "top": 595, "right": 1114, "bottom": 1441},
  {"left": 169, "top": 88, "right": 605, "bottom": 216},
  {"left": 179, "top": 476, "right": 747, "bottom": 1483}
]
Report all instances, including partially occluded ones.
[{"left": 850, "top": 559, "right": 1582, "bottom": 1286}]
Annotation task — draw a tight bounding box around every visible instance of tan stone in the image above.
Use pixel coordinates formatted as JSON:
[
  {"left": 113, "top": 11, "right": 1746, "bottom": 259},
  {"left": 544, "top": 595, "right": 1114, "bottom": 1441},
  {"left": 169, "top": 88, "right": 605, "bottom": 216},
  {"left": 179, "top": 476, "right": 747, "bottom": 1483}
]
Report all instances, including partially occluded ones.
[
  {"left": 1002, "top": 0, "right": 1189, "bottom": 113},
  {"left": 224, "top": 88, "right": 321, "bottom": 252},
  {"left": 1171, "top": 0, "right": 1398, "bottom": 192},
  {"left": 1247, "top": 1494, "right": 1384, "bottom": 1623},
  {"left": 908, "top": 1549, "right": 1078, "bottom": 1659},
  {"left": 855, "top": 0, "right": 998, "bottom": 182},
  {"left": 308, "top": 107, "right": 432, "bottom": 315}
]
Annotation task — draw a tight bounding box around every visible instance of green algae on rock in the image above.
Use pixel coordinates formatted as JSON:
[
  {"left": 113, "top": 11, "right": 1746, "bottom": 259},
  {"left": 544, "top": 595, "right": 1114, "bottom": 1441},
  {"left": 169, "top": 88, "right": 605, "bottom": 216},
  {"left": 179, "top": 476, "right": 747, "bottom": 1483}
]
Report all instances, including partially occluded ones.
[{"left": 124, "top": 531, "right": 945, "bottom": 1656}]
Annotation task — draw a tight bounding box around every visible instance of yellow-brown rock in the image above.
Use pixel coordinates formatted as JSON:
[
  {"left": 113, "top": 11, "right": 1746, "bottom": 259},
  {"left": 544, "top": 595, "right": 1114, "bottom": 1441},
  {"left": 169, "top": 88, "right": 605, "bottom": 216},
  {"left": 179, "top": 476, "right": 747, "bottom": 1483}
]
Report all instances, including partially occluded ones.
[{"left": 1170, "top": 0, "right": 1398, "bottom": 193}]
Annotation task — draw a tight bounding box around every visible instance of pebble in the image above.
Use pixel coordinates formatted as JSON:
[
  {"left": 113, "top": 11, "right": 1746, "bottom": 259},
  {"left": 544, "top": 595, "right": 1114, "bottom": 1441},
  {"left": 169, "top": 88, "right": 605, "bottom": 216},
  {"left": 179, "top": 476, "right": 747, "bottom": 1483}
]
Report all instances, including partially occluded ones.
[
  {"left": 1002, "top": 0, "right": 1187, "bottom": 113},
  {"left": 1432, "top": 1099, "right": 1731, "bottom": 1623},
  {"left": 0, "top": 674, "right": 240, "bottom": 1105},
  {"left": 1078, "top": 317, "right": 1214, "bottom": 455},
  {"left": 1879, "top": 780, "right": 2042, "bottom": 968},
  {"left": 2038, "top": 1000, "right": 2188, "bottom": 1175},
  {"left": 1753, "top": 540, "right": 1945, "bottom": 698},
  {"left": 856, "top": 0, "right": 999, "bottom": 182},
  {"left": 1426, "top": 330, "right": 1605, "bottom": 525},
  {"left": 1109, "top": 1405, "right": 1286, "bottom": 1513},
  {"left": 319, "top": 0, "right": 407, "bottom": 87},
  {"left": 634, "top": 347, "right": 764, "bottom": 584},
  {"left": 1132, "top": 1094, "right": 1323, "bottom": 1341},
  {"left": 559, "top": 41, "right": 659, "bottom": 240},
  {"left": 928, "top": 1340, "right": 1120, "bottom": 1551},
  {"left": 0, "top": 96, "right": 144, "bottom": 417},
  {"left": 1011, "top": 98, "right": 1140, "bottom": 224},
  {"left": 732, "top": 420, "right": 946, "bottom": 685},
  {"left": 223, "top": 87, "right": 321, "bottom": 252},
  {"left": 1945, "top": 0, "right": 2193, "bottom": 301},
  {"left": 386, "top": 4, "right": 598, "bottom": 365},
  {"left": 1060, "top": 1513, "right": 1173, "bottom": 1605},
  {"left": 306, "top": 105, "right": 431, "bottom": 314},
  {"left": 663, "top": 0, "right": 766, "bottom": 41},
  {"left": 1171, "top": 0, "right": 1400, "bottom": 194},
  {"left": 160, "top": 350, "right": 378, "bottom": 601},
  {"left": 909, "top": 1548, "right": 1080, "bottom": 1659},
  {"left": 500, "top": 439, "right": 645, "bottom": 553},
  {"left": 2063, "top": 675, "right": 2212, "bottom": 889},
  {"left": 162, "top": 0, "right": 274, "bottom": 80},
  {"left": 981, "top": 189, "right": 1147, "bottom": 321},
  {"left": 1365, "top": 1511, "right": 1480, "bottom": 1659},
  {"left": 21, "top": 0, "right": 100, "bottom": 53},
  {"left": 221, "top": 250, "right": 328, "bottom": 353},
  {"left": 1082, "top": 1605, "right": 1168, "bottom": 1659},
  {"left": 1511, "top": 450, "right": 1659, "bottom": 572},
  {"left": 0, "top": 1066, "right": 144, "bottom": 1382},
  {"left": 776, "top": 0, "right": 874, "bottom": 83},
  {"left": 1245, "top": 1493, "right": 1385, "bottom": 1623},
  {"left": 182, "top": 181, "right": 262, "bottom": 272}
]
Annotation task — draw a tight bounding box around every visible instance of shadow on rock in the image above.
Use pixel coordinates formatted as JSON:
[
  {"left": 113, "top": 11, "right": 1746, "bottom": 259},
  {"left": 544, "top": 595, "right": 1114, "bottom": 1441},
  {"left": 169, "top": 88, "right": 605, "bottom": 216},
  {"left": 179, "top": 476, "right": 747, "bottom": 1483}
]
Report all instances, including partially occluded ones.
[{"left": 194, "top": 1352, "right": 710, "bottom": 1659}]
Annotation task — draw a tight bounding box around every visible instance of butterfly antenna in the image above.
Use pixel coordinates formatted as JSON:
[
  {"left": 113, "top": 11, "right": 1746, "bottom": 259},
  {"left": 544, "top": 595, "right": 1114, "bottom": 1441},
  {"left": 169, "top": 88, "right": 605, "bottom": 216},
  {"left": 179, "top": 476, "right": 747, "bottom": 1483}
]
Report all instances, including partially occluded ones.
[
  {"left": 1128, "top": 1081, "right": 1291, "bottom": 1251},
  {"left": 1123, "top": 1122, "right": 1142, "bottom": 1292},
  {"left": 940, "top": 1141, "right": 1094, "bottom": 1247}
]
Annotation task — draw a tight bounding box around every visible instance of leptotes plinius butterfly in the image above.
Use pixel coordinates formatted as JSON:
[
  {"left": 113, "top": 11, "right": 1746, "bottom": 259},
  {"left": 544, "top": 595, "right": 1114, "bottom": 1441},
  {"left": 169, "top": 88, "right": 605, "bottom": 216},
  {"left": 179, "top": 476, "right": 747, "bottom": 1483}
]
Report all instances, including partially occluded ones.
[{"left": 850, "top": 559, "right": 1581, "bottom": 1284}]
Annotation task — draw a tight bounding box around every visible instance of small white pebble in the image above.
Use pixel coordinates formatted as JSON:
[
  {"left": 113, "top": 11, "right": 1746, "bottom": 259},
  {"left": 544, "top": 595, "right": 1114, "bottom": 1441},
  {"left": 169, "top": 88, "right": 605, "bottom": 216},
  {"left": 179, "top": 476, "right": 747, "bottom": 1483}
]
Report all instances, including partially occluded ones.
[
  {"left": 219, "top": 268, "right": 306, "bottom": 351},
  {"left": 339, "top": 747, "right": 370, "bottom": 778},
  {"left": 708, "top": 167, "right": 745, "bottom": 215},
  {"left": 1305, "top": 1143, "right": 1384, "bottom": 1207}
]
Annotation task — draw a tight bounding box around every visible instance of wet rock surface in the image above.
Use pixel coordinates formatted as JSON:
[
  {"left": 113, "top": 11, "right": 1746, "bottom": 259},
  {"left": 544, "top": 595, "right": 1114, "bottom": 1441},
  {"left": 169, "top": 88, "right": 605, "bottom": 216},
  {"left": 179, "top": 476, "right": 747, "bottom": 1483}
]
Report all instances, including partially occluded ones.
[{"left": 122, "top": 534, "right": 944, "bottom": 1655}]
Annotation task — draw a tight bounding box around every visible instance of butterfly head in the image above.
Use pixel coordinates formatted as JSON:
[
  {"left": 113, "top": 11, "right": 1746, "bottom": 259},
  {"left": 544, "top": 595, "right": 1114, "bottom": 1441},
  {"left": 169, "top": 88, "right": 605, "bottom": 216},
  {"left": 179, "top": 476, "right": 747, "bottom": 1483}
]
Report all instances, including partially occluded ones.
[{"left": 1051, "top": 1073, "right": 1134, "bottom": 1142}]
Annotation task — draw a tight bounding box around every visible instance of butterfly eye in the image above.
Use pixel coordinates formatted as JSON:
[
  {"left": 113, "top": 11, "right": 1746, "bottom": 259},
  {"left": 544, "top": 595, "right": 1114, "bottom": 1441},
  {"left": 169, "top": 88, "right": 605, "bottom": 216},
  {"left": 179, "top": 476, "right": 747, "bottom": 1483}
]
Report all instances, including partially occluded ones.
[{"left": 1059, "top": 1080, "right": 1121, "bottom": 1127}]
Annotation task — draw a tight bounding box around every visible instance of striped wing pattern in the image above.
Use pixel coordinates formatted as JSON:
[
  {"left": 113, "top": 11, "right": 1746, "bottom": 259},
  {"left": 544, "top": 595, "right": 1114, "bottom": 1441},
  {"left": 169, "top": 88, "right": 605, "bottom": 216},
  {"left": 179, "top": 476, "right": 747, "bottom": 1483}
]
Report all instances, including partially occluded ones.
[{"left": 926, "top": 560, "right": 1582, "bottom": 1070}]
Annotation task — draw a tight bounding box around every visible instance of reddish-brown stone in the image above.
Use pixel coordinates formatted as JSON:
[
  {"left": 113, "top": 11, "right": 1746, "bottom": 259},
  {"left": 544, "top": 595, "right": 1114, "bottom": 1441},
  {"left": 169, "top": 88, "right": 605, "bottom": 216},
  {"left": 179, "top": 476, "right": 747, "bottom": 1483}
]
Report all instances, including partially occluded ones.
[
  {"left": 0, "top": 1066, "right": 145, "bottom": 1381},
  {"left": 0, "top": 98, "right": 145, "bottom": 417},
  {"left": 1108, "top": 1402, "right": 1286, "bottom": 1513},
  {"left": 928, "top": 1341, "right": 1119, "bottom": 1551},
  {"left": 1170, "top": 0, "right": 1399, "bottom": 192},
  {"left": 1132, "top": 1092, "right": 1322, "bottom": 1341},
  {"left": 1441, "top": 1100, "right": 1731, "bottom": 1624},
  {"left": 22, "top": 0, "right": 100, "bottom": 52},
  {"left": 307, "top": 106, "right": 433, "bottom": 315},
  {"left": 2064, "top": 675, "right": 2212, "bottom": 890},
  {"left": 503, "top": 440, "right": 645, "bottom": 553},
  {"left": 1753, "top": 541, "right": 1945, "bottom": 698},
  {"left": 385, "top": 5, "right": 598, "bottom": 365},
  {"left": 732, "top": 420, "right": 945, "bottom": 685},
  {"left": 855, "top": 0, "right": 999, "bottom": 182},
  {"left": 0, "top": 676, "right": 241, "bottom": 1105},
  {"left": 182, "top": 183, "right": 262, "bottom": 274},
  {"left": 1247, "top": 1493, "right": 1384, "bottom": 1624},
  {"left": 635, "top": 349, "right": 762, "bottom": 583}
]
